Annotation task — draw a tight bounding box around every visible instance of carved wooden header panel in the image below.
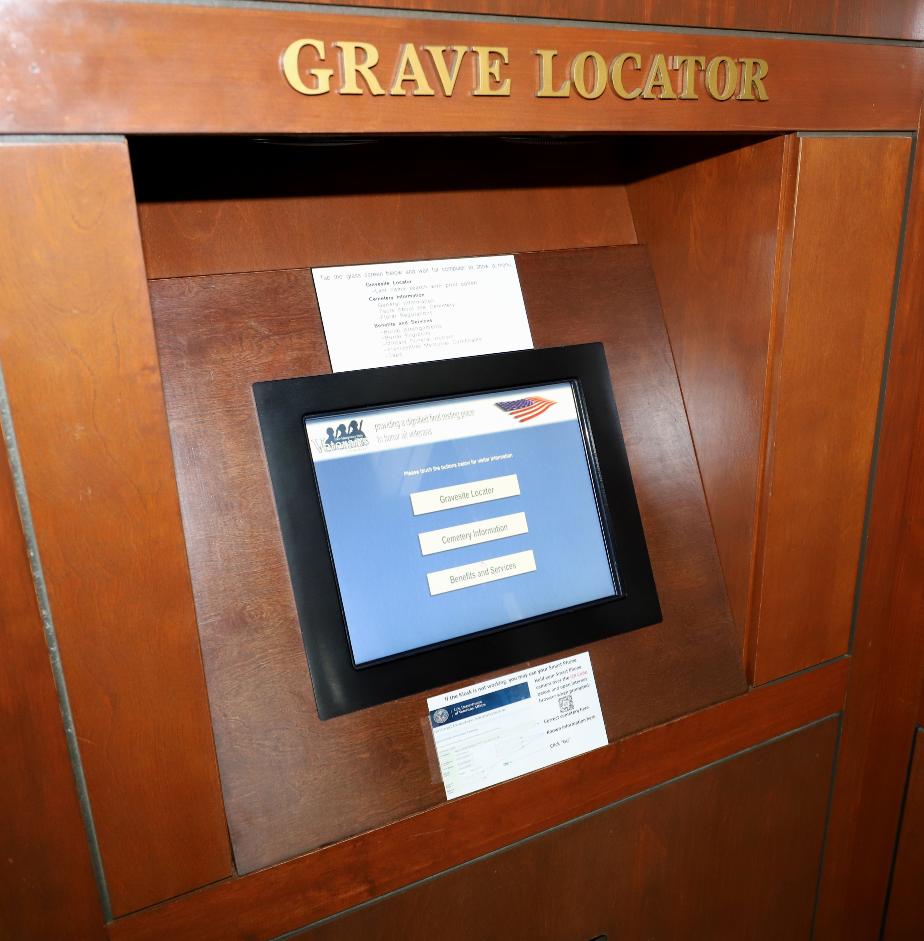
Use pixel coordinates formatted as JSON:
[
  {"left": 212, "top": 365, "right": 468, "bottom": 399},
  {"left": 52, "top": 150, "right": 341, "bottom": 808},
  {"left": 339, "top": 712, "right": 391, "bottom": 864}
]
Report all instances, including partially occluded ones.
[{"left": 0, "top": 1, "right": 920, "bottom": 134}]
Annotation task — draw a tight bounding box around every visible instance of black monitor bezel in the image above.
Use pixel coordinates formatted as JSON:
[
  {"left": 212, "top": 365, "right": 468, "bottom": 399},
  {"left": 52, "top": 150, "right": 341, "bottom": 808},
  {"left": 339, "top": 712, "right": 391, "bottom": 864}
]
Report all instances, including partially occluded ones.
[{"left": 254, "top": 343, "right": 661, "bottom": 719}]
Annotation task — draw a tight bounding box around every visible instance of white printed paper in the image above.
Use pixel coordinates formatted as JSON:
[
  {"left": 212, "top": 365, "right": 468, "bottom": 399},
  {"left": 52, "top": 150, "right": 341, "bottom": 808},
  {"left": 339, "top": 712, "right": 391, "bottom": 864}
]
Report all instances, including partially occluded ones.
[
  {"left": 312, "top": 255, "right": 532, "bottom": 372},
  {"left": 427, "top": 652, "right": 607, "bottom": 800}
]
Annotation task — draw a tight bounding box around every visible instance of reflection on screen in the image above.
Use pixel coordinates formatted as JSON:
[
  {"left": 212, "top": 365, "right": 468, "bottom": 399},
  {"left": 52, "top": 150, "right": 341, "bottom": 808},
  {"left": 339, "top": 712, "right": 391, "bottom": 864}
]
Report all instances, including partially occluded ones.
[{"left": 305, "top": 382, "right": 617, "bottom": 666}]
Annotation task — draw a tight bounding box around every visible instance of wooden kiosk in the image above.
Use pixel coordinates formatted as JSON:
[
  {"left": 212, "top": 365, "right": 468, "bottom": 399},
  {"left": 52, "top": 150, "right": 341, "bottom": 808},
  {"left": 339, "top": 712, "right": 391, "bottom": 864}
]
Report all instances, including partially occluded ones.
[{"left": 2, "top": 3, "right": 924, "bottom": 939}]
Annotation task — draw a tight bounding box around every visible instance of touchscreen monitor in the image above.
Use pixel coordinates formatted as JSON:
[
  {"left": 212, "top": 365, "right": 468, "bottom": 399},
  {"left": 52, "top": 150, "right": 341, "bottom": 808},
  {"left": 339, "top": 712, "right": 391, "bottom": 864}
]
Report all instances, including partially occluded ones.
[
  {"left": 304, "top": 381, "right": 619, "bottom": 667},
  {"left": 254, "top": 343, "right": 660, "bottom": 718}
]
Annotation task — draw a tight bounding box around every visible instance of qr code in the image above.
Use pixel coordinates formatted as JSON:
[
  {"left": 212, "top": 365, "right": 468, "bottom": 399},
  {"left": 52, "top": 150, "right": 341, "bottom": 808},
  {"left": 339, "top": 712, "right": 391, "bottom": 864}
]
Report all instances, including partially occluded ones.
[{"left": 558, "top": 694, "right": 574, "bottom": 714}]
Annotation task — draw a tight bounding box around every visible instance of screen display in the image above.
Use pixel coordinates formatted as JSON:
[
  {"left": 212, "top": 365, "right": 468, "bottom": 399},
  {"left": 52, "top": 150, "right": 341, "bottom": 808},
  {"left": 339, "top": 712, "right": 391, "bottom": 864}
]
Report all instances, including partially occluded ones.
[{"left": 304, "top": 381, "right": 619, "bottom": 666}]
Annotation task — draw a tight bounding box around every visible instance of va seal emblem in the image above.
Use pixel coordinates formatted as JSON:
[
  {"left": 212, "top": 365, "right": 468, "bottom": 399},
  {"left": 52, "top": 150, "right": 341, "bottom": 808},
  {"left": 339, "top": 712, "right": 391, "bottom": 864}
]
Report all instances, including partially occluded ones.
[{"left": 432, "top": 708, "right": 450, "bottom": 726}]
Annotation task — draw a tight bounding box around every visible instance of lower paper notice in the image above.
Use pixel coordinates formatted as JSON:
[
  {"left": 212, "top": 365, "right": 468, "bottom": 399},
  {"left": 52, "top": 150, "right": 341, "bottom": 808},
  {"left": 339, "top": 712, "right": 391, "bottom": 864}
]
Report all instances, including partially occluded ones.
[{"left": 427, "top": 652, "right": 607, "bottom": 800}]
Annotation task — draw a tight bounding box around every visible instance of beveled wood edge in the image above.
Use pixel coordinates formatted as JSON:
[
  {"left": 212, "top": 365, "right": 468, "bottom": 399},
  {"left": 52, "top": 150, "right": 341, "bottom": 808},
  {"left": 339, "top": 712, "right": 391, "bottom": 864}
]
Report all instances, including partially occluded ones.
[
  {"left": 108, "top": 657, "right": 848, "bottom": 941},
  {"left": 743, "top": 132, "right": 799, "bottom": 681}
]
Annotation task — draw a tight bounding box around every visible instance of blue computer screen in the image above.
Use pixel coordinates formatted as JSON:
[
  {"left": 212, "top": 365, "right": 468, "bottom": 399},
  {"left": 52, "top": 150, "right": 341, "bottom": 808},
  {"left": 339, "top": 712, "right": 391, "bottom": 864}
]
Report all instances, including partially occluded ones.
[{"left": 305, "top": 381, "right": 617, "bottom": 666}]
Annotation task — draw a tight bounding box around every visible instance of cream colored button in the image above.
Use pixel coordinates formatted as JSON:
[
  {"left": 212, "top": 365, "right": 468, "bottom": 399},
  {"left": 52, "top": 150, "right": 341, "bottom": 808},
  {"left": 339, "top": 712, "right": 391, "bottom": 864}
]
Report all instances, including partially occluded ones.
[
  {"left": 426, "top": 549, "right": 537, "bottom": 596},
  {"left": 410, "top": 474, "right": 520, "bottom": 516},
  {"left": 418, "top": 512, "right": 528, "bottom": 556}
]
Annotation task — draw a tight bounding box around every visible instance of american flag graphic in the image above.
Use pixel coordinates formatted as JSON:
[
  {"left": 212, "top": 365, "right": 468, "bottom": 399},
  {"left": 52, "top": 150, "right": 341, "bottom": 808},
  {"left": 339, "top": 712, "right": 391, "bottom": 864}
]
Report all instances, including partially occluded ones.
[{"left": 495, "top": 395, "right": 556, "bottom": 423}]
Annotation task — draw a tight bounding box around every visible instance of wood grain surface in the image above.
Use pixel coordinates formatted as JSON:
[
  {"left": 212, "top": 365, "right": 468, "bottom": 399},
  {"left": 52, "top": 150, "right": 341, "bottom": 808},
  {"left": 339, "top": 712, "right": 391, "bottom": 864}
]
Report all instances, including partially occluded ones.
[
  {"left": 628, "top": 135, "right": 794, "bottom": 646},
  {"left": 276, "top": 0, "right": 924, "bottom": 42},
  {"left": 0, "top": 2, "right": 920, "bottom": 936},
  {"left": 883, "top": 729, "right": 924, "bottom": 940},
  {"left": 749, "top": 136, "right": 910, "bottom": 685},
  {"left": 148, "top": 245, "right": 745, "bottom": 874},
  {"left": 110, "top": 658, "right": 846, "bottom": 941},
  {"left": 0, "top": 3, "right": 921, "bottom": 134},
  {"left": 0, "top": 435, "right": 106, "bottom": 939},
  {"left": 134, "top": 136, "right": 638, "bottom": 280},
  {"left": 303, "top": 718, "right": 840, "bottom": 941},
  {"left": 814, "top": 115, "right": 924, "bottom": 939},
  {"left": 0, "top": 141, "right": 231, "bottom": 916}
]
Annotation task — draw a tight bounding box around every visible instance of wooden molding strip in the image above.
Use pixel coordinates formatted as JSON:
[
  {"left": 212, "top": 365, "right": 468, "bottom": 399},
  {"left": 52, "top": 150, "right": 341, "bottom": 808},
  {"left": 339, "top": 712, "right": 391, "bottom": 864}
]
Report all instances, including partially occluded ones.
[{"left": 0, "top": 390, "right": 108, "bottom": 939}]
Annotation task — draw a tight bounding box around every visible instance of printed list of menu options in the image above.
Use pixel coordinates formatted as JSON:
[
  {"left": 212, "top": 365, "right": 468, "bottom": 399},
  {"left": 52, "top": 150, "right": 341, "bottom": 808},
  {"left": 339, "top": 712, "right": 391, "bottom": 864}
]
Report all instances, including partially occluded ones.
[{"left": 312, "top": 255, "right": 533, "bottom": 372}]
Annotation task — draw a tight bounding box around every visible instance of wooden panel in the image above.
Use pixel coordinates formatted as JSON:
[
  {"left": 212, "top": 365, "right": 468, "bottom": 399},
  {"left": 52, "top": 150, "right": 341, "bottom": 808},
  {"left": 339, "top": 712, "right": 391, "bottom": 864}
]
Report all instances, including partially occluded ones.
[
  {"left": 884, "top": 729, "right": 924, "bottom": 940},
  {"left": 134, "top": 137, "right": 638, "bottom": 279},
  {"left": 1, "top": 3, "right": 922, "bottom": 134},
  {"left": 814, "top": 114, "right": 924, "bottom": 939},
  {"left": 627, "top": 135, "right": 794, "bottom": 644},
  {"left": 148, "top": 245, "right": 745, "bottom": 874},
  {"left": 281, "top": 0, "right": 924, "bottom": 42},
  {"left": 110, "top": 659, "right": 846, "bottom": 941},
  {"left": 304, "top": 718, "right": 838, "bottom": 941},
  {"left": 0, "top": 439, "right": 106, "bottom": 937},
  {"left": 749, "top": 136, "right": 909, "bottom": 684},
  {"left": 0, "top": 142, "right": 231, "bottom": 915}
]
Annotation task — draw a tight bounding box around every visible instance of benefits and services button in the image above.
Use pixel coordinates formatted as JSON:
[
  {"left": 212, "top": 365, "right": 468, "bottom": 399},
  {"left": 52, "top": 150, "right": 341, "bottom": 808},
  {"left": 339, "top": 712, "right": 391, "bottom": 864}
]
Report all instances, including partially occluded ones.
[
  {"left": 418, "top": 511, "right": 529, "bottom": 556},
  {"left": 410, "top": 473, "right": 520, "bottom": 516},
  {"left": 426, "top": 549, "right": 537, "bottom": 596}
]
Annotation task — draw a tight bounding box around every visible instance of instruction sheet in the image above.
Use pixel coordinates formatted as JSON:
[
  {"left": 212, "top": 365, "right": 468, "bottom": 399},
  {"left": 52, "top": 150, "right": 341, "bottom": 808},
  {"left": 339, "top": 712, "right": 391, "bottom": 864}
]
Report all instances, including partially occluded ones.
[{"left": 313, "top": 255, "right": 532, "bottom": 371}]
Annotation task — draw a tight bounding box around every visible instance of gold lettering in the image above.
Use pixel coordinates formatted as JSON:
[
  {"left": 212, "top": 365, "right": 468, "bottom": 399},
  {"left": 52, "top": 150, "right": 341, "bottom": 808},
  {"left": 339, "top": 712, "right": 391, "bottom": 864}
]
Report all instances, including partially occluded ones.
[
  {"left": 571, "top": 51, "right": 607, "bottom": 100},
  {"left": 705, "top": 56, "right": 738, "bottom": 100},
  {"left": 610, "top": 53, "right": 642, "bottom": 100},
  {"left": 737, "top": 57, "right": 769, "bottom": 100},
  {"left": 535, "top": 49, "right": 571, "bottom": 98},
  {"left": 423, "top": 45, "right": 468, "bottom": 96},
  {"left": 281, "top": 39, "right": 333, "bottom": 96},
  {"left": 472, "top": 46, "right": 511, "bottom": 96},
  {"left": 641, "top": 52, "right": 678, "bottom": 100},
  {"left": 390, "top": 44, "right": 435, "bottom": 96},
  {"left": 280, "top": 40, "right": 767, "bottom": 105},
  {"left": 670, "top": 54, "right": 705, "bottom": 100},
  {"left": 334, "top": 41, "right": 386, "bottom": 96}
]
